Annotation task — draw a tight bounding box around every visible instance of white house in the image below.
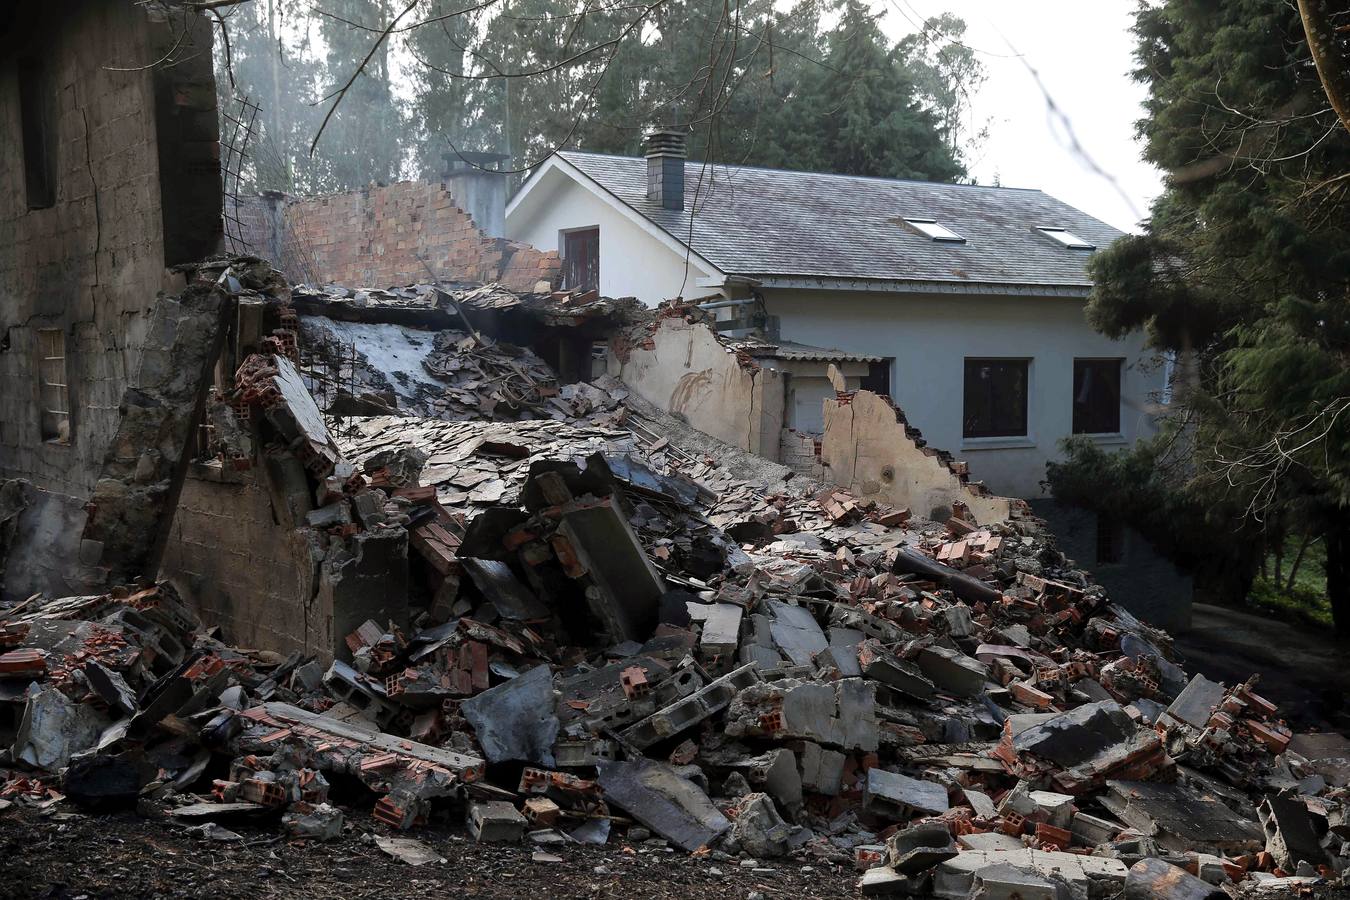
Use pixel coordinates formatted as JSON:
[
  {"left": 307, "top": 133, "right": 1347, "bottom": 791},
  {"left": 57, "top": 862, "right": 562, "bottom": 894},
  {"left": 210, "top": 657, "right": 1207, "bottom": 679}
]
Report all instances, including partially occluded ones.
[{"left": 505, "top": 133, "right": 1165, "bottom": 498}]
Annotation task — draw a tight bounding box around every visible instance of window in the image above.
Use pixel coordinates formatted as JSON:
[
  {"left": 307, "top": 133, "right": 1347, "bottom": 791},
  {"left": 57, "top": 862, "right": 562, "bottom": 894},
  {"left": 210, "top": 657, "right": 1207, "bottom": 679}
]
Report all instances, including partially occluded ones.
[
  {"left": 859, "top": 360, "right": 891, "bottom": 395},
  {"left": 963, "top": 358, "right": 1029, "bottom": 438},
  {"left": 902, "top": 218, "right": 965, "bottom": 242},
  {"left": 562, "top": 227, "right": 599, "bottom": 291},
  {"left": 1037, "top": 227, "right": 1094, "bottom": 250},
  {"left": 1072, "top": 358, "right": 1122, "bottom": 434},
  {"left": 1096, "top": 514, "right": 1124, "bottom": 564},
  {"left": 19, "top": 58, "right": 56, "bottom": 210},
  {"left": 38, "top": 329, "right": 70, "bottom": 444}
]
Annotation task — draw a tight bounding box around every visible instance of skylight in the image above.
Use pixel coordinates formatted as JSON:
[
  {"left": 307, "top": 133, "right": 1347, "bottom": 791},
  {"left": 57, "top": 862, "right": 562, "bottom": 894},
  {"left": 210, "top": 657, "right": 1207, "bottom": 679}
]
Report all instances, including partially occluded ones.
[
  {"left": 1037, "top": 227, "right": 1095, "bottom": 250},
  {"left": 904, "top": 218, "right": 965, "bottom": 243}
]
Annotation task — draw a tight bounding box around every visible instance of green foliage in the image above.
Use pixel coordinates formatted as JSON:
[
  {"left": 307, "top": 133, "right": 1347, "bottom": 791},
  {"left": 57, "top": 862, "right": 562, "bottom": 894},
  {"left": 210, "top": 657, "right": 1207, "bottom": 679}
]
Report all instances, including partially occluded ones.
[
  {"left": 1072, "top": 0, "right": 1350, "bottom": 631},
  {"left": 218, "top": 0, "right": 973, "bottom": 191}
]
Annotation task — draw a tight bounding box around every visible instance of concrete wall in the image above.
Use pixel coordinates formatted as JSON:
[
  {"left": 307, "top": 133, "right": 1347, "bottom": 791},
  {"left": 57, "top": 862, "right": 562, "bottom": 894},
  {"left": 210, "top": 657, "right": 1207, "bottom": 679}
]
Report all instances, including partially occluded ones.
[
  {"left": 610, "top": 317, "right": 786, "bottom": 460},
  {"left": 820, "top": 390, "right": 1013, "bottom": 525},
  {"left": 506, "top": 167, "right": 719, "bottom": 303},
  {"left": 1032, "top": 499, "right": 1193, "bottom": 633},
  {"left": 764, "top": 289, "right": 1165, "bottom": 498},
  {"left": 249, "top": 182, "right": 561, "bottom": 292},
  {"left": 0, "top": 3, "right": 219, "bottom": 500},
  {"left": 159, "top": 463, "right": 331, "bottom": 657}
]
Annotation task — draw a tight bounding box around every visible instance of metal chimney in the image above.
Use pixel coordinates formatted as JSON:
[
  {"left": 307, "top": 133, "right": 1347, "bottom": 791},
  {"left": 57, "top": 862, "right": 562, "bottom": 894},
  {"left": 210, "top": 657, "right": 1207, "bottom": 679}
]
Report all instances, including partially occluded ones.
[{"left": 644, "top": 130, "right": 686, "bottom": 211}]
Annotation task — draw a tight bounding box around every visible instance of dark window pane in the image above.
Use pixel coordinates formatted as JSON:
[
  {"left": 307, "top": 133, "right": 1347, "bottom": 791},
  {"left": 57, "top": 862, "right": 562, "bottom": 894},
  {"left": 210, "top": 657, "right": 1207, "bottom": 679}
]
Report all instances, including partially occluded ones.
[
  {"left": 563, "top": 228, "right": 599, "bottom": 291},
  {"left": 1072, "top": 359, "right": 1121, "bottom": 434},
  {"left": 963, "top": 359, "right": 1028, "bottom": 438},
  {"left": 19, "top": 58, "right": 56, "bottom": 210},
  {"left": 859, "top": 360, "right": 890, "bottom": 395}
]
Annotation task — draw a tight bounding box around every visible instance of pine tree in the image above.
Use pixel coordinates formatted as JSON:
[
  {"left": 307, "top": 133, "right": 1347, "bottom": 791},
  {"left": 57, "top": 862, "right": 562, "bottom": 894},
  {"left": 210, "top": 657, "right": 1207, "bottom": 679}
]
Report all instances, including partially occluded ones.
[{"left": 1059, "top": 0, "right": 1350, "bottom": 632}]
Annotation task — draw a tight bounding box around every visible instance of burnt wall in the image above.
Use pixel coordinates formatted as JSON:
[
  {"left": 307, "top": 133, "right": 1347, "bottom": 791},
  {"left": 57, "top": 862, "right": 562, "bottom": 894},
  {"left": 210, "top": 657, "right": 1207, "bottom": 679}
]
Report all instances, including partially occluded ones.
[
  {"left": 0, "top": 2, "right": 220, "bottom": 500},
  {"left": 160, "top": 463, "right": 331, "bottom": 658}
]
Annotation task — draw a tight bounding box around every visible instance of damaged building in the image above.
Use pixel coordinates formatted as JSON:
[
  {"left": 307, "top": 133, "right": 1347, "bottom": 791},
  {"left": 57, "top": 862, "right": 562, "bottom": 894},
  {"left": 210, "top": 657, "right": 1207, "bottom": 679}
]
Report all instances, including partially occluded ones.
[{"left": 0, "top": 9, "right": 1345, "bottom": 899}]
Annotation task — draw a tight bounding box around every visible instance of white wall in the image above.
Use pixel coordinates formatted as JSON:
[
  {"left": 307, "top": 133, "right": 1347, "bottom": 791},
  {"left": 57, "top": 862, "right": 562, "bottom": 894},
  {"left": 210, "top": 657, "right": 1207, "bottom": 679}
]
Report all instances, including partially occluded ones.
[
  {"left": 506, "top": 170, "right": 718, "bottom": 304},
  {"left": 765, "top": 290, "right": 1165, "bottom": 498}
]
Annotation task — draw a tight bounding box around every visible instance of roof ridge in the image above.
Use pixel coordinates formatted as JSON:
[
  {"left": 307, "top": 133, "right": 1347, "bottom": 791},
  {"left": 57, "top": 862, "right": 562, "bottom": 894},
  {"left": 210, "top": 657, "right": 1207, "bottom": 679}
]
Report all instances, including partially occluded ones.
[{"left": 556, "top": 149, "right": 1048, "bottom": 195}]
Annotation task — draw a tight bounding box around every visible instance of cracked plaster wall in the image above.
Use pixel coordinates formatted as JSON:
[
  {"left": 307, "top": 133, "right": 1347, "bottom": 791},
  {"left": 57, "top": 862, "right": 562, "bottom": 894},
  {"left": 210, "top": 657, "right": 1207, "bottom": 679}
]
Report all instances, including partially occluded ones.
[{"left": 609, "top": 317, "right": 786, "bottom": 460}]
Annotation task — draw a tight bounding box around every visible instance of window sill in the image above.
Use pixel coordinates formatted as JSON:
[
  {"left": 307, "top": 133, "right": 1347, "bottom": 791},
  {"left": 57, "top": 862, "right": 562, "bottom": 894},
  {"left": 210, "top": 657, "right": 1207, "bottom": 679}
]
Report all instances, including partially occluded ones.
[
  {"left": 1076, "top": 432, "right": 1128, "bottom": 446},
  {"left": 43, "top": 438, "right": 71, "bottom": 448},
  {"left": 961, "top": 436, "right": 1035, "bottom": 451}
]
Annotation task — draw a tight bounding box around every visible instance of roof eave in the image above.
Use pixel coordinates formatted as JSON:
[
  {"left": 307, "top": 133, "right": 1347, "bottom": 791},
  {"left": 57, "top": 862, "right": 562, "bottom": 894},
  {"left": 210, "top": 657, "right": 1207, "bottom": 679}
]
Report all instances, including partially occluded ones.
[{"left": 742, "top": 274, "right": 1092, "bottom": 298}]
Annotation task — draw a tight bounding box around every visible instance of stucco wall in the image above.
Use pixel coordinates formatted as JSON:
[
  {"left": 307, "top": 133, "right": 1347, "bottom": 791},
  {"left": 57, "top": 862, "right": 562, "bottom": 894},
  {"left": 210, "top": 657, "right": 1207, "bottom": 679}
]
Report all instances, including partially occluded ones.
[
  {"left": 506, "top": 169, "right": 718, "bottom": 303},
  {"left": 0, "top": 3, "right": 219, "bottom": 499},
  {"left": 610, "top": 317, "right": 785, "bottom": 459},
  {"left": 820, "top": 390, "right": 1012, "bottom": 525},
  {"left": 765, "top": 289, "right": 1164, "bottom": 498}
]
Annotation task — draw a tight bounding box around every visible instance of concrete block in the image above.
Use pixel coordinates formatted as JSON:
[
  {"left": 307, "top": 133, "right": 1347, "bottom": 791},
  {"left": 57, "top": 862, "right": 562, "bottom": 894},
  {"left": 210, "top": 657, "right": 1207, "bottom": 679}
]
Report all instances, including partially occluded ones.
[
  {"left": 885, "top": 820, "right": 959, "bottom": 873},
  {"left": 468, "top": 800, "right": 527, "bottom": 842},
  {"left": 620, "top": 662, "right": 759, "bottom": 749}
]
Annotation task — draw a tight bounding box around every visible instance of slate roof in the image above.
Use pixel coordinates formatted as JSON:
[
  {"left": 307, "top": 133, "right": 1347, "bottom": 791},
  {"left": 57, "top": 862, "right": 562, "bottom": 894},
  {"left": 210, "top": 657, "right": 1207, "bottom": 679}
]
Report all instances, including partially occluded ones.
[{"left": 558, "top": 151, "right": 1125, "bottom": 292}]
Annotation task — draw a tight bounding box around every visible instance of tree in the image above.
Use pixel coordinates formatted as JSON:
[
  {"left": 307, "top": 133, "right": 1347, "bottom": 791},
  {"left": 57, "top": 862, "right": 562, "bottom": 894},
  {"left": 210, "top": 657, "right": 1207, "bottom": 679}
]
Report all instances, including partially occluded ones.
[
  {"left": 1053, "top": 0, "right": 1350, "bottom": 633},
  {"left": 898, "top": 13, "right": 989, "bottom": 169},
  {"left": 754, "top": 0, "right": 961, "bottom": 180}
]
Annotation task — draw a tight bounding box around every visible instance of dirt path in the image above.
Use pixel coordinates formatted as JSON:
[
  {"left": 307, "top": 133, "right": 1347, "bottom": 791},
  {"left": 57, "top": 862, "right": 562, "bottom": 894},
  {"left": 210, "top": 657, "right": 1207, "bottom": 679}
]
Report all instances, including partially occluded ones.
[
  {"left": 1172, "top": 603, "right": 1350, "bottom": 732},
  {"left": 0, "top": 806, "right": 861, "bottom": 900}
]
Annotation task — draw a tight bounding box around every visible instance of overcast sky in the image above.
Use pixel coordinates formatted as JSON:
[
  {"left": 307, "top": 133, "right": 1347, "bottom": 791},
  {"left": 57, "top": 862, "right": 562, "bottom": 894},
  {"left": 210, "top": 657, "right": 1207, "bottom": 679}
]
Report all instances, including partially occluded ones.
[{"left": 884, "top": 0, "right": 1162, "bottom": 232}]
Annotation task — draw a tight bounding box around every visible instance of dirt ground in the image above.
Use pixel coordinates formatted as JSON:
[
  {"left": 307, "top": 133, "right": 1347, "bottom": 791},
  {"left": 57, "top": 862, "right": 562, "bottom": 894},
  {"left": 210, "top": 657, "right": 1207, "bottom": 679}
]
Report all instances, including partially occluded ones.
[
  {"left": 1172, "top": 603, "right": 1350, "bottom": 732},
  {"left": 0, "top": 805, "right": 861, "bottom": 900}
]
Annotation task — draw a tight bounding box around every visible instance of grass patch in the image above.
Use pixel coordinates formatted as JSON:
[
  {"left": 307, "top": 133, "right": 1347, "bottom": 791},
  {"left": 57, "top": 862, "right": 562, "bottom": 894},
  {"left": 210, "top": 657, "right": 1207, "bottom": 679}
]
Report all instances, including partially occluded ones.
[{"left": 1244, "top": 535, "right": 1334, "bottom": 629}]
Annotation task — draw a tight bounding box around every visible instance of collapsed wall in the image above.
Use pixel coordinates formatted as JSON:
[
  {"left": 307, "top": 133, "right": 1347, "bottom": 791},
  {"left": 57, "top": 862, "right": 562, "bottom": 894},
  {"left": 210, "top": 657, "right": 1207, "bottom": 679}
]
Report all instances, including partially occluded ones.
[
  {"left": 608, "top": 314, "right": 786, "bottom": 461},
  {"left": 820, "top": 386, "right": 1014, "bottom": 526},
  {"left": 237, "top": 182, "right": 561, "bottom": 293}
]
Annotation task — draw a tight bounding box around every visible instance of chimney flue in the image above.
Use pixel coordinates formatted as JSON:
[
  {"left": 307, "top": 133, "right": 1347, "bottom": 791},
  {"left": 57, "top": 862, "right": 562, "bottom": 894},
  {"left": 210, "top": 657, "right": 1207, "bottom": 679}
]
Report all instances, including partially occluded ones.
[{"left": 644, "top": 130, "right": 686, "bottom": 211}]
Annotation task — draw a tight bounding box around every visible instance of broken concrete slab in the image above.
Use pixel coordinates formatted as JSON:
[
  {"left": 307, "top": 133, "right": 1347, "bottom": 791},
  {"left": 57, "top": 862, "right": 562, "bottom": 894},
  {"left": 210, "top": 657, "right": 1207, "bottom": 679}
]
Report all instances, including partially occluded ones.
[
  {"left": 766, "top": 600, "right": 828, "bottom": 667},
  {"left": 13, "top": 686, "right": 109, "bottom": 770},
  {"left": 460, "top": 664, "right": 559, "bottom": 767},
  {"left": 461, "top": 558, "right": 551, "bottom": 621},
  {"left": 1159, "top": 674, "right": 1226, "bottom": 731},
  {"left": 934, "top": 849, "right": 1127, "bottom": 900},
  {"left": 376, "top": 835, "right": 446, "bottom": 866},
  {"left": 864, "top": 768, "right": 950, "bottom": 820},
  {"left": 1102, "top": 781, "right": 1262, "bottom": 855},
  {"left": 1257, "top": 794, "right": 1328, "bottom": 871},
  {"left": 597, "top": 758, "right": 730, "bottom": 852},
  {"left": 557, "top": 495, "right": 665, "bottom": 642},
  {"left": 916, "top": 645, "right": 989, "bottom": 698},
  {"left": 969, "top": 861, "right": 1063, "bottom": 900},
  {"left": 1123, "top": 858, "right": 1224, "bottom": 900}
]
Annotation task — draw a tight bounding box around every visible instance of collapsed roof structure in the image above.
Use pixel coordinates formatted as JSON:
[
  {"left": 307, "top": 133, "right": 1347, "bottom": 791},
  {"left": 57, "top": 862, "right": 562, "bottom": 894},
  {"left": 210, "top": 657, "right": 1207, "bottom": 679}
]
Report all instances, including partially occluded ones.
[{"left": 0, "top": 254, "right": 1346, "bottom": 899}]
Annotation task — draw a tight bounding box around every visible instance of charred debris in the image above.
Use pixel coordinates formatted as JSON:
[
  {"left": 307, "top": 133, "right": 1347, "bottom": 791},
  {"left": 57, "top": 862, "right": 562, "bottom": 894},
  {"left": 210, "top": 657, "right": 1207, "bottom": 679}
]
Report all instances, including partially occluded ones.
[{"left": 1, "top": 257, "right": 1347, "bottom": 899}]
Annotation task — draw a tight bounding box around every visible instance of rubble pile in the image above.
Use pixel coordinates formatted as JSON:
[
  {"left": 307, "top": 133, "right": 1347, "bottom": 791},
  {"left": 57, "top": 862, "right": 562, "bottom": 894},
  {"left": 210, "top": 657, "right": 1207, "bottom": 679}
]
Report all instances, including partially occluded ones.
[
  {"left": 293, "top": 280, "right": 640, "bottom": 424},
  {"left": 2, "top": 261, "right": 1347, "bottom": 900}
]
